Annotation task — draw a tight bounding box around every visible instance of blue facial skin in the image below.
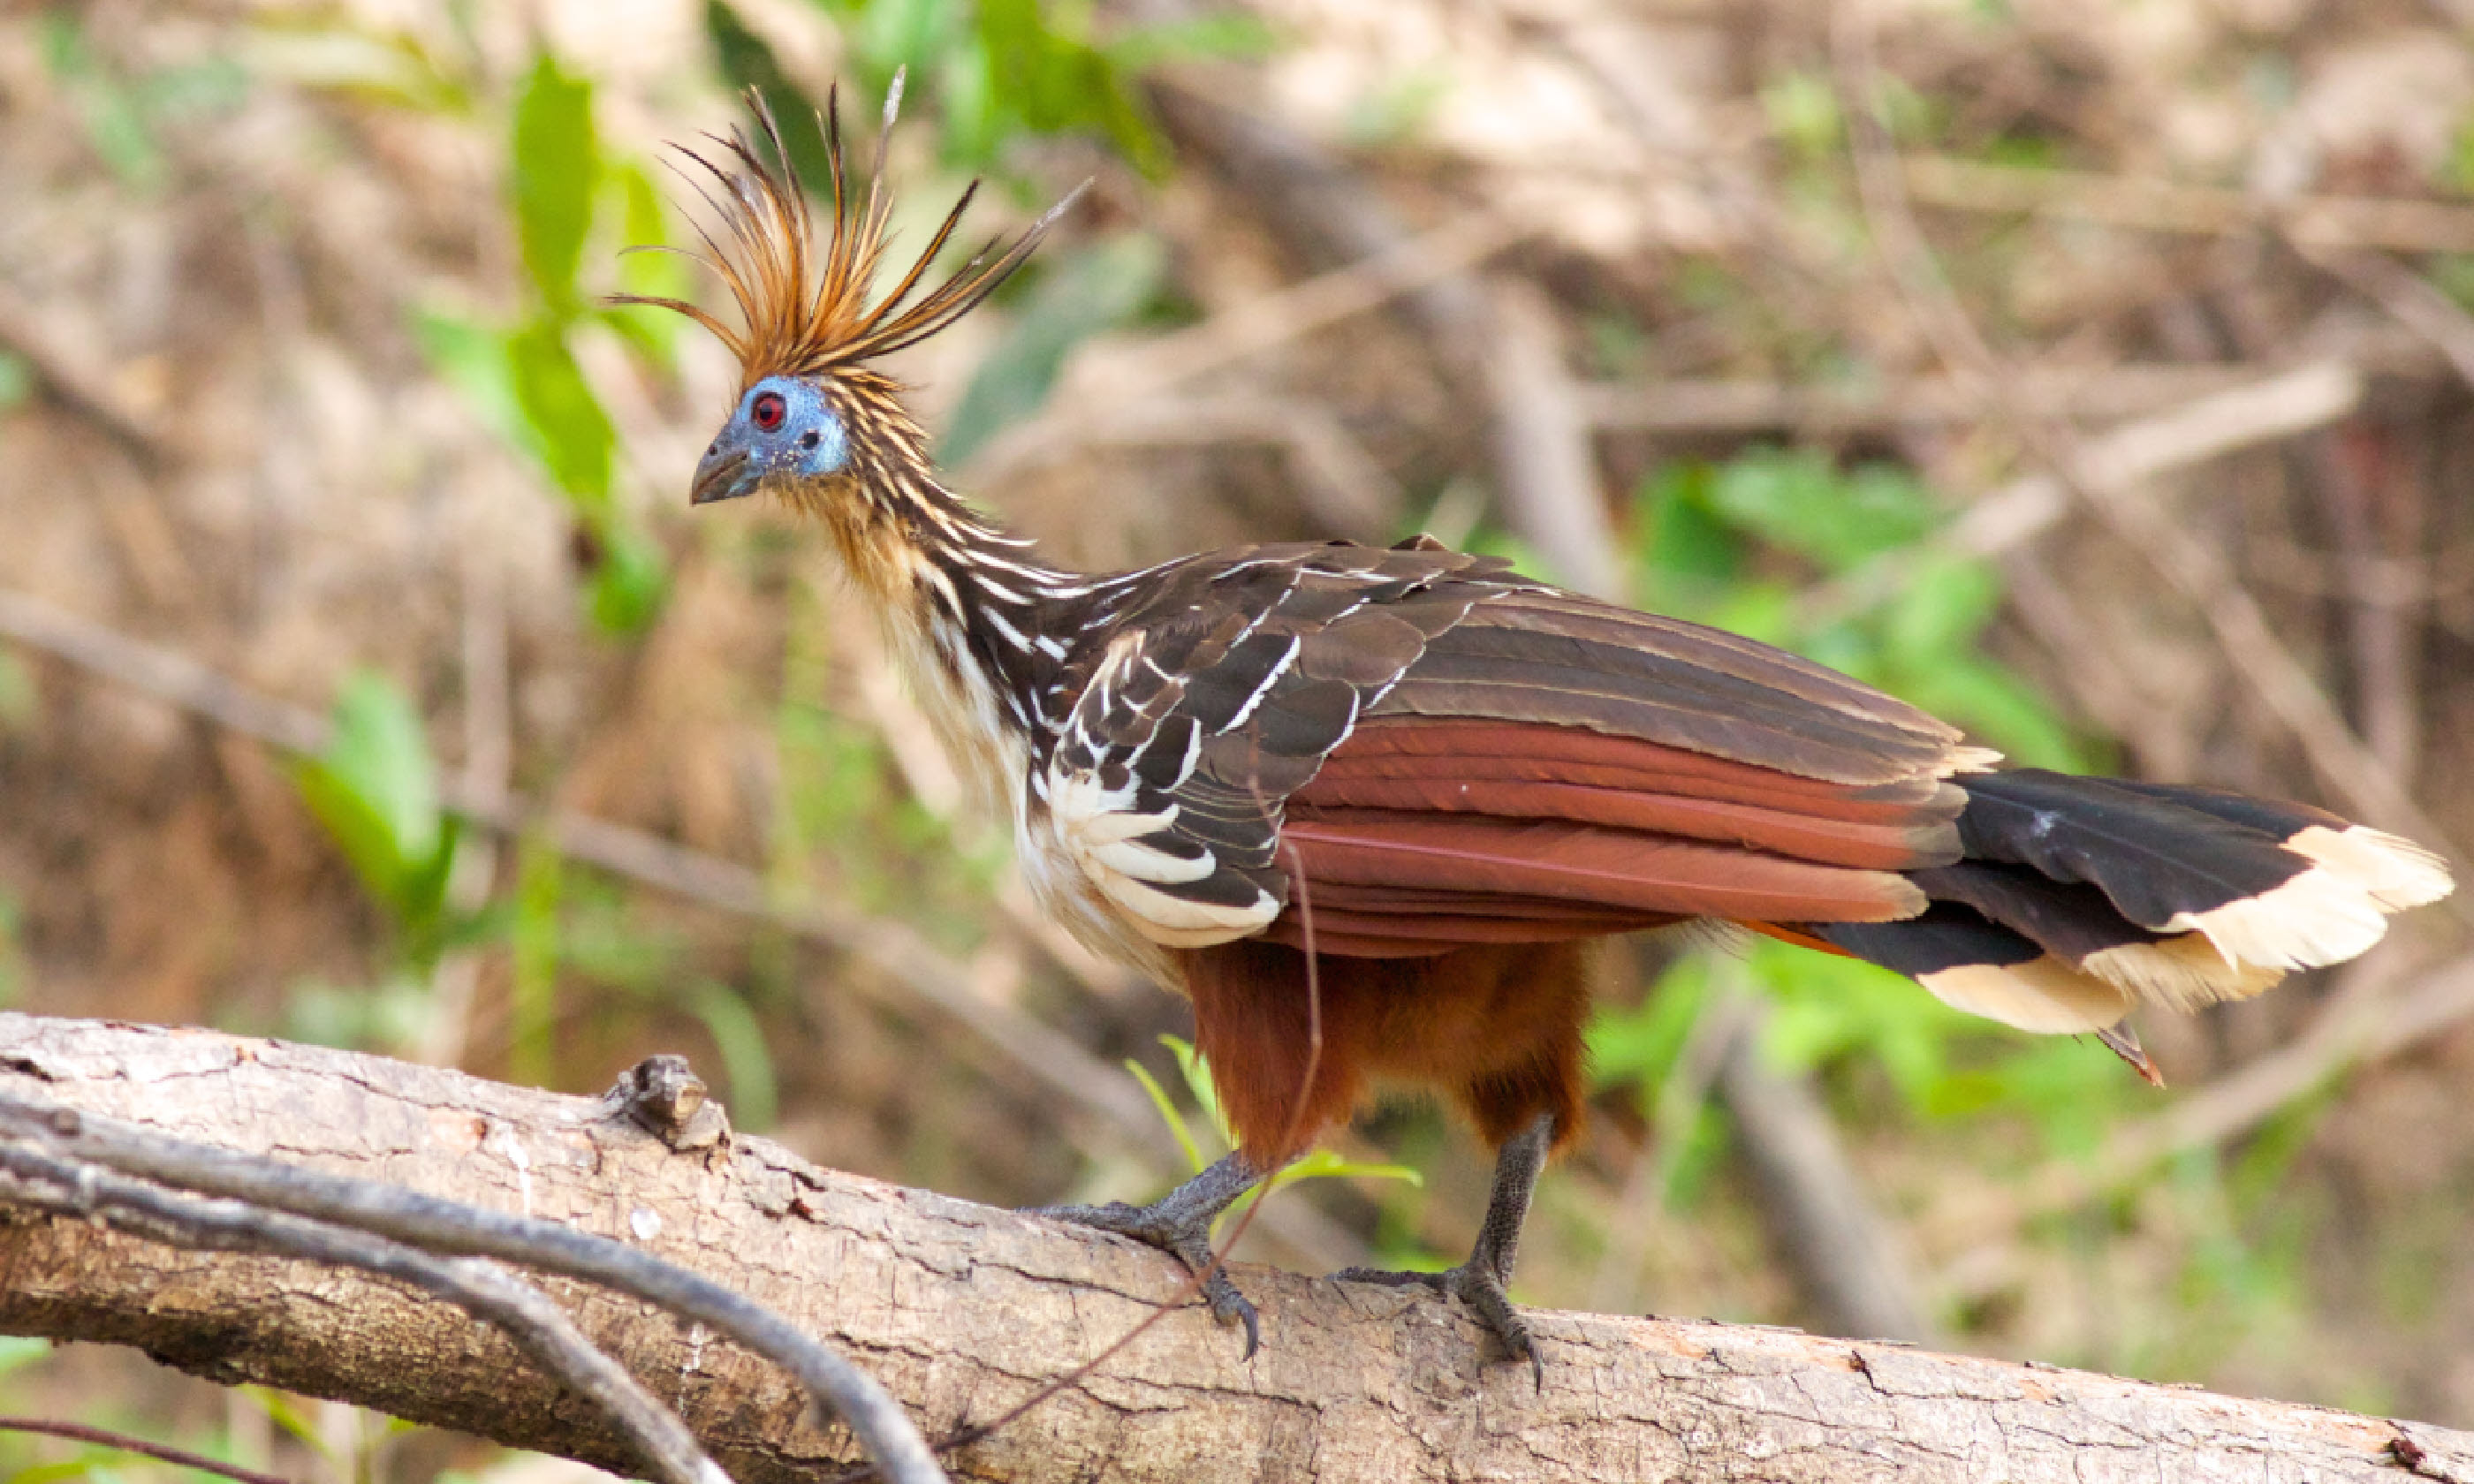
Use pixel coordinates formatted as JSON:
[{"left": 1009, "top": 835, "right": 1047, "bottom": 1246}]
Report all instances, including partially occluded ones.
[{"left": 690, "top": 375, "right": 848, "bottom": 505}]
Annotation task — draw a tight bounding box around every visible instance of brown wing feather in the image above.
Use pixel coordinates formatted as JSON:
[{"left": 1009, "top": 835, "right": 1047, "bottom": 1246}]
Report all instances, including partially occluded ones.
[
  {"left": 1269, "top": 881, "right": 1681, "bottom": 955},
  {"left": 1296, "top": 777, "right": 1938, "bottom": 869},
  {"left": 1280, "top": 811, "right": 1929, "bottom": 920},
  {"left": 1315, "top": 718, "right": 1957, "bottom": 821},
  {"left": 1265, "top": 716, "right": 1960, "bottom": 957},
  {"left": 1371, "top": 591, "right": 1972, "bottom": 786}
]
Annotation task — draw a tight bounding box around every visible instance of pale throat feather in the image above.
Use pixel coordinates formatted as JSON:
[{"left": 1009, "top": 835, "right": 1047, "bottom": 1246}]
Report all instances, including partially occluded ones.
[{"left": 791, "top": 425, "right": 1067, "bottom": 840}]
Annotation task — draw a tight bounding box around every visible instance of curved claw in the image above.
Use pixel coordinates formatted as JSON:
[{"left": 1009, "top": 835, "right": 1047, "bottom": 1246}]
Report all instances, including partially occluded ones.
[
  {"left": 1332, "top": 1262, "right": 1544, "bottom": 1388},
  {"left": 1031, "top": 1193, "right": 1262, "bottom": 1359},
  {"left": 1214, "top": 1280, "right": 1262, "bottom": 1361}
]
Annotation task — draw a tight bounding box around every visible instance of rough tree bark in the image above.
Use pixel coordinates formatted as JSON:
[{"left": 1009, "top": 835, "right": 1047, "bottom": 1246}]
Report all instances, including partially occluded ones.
[{"left": 0, "top": 1013, "right": 2462, "bottom": 1484}]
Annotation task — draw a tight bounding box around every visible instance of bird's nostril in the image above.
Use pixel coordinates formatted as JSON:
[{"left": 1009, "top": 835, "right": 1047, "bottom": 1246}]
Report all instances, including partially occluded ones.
[
  {"left": 800, "top": 431, "right": 821, "bottom": 450},
  {"left": 707, "top": 441, "right": 720, "bottom": 456}
]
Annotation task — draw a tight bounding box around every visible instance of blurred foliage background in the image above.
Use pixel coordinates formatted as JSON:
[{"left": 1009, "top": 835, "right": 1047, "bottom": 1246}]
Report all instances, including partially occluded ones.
[{"left": 5, "top": 0, "right": 2474, "bottom": 1477}]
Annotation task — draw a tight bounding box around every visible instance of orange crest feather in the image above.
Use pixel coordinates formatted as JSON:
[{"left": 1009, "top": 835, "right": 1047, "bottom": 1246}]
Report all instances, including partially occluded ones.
[{"left": 618, "top": 79, "right": 1082, "bottom": 390}]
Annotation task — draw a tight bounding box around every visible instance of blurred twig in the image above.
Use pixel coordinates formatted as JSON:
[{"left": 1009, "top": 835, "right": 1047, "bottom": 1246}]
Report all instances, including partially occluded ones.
[
  {"left": 2316, "top": 428, "right": 2423, "bottom": 784},
  {"left": 1796, "top": 360, "right": 2364, "bottom": 630},
  {"left": 1032, "top": 394, "right": 1403, "bottom": 538},
  {"left": 1150, "top": 84, "right": 1619, "bottom": 584},
  {"left": 0, "top": 281, "right": 166, "bottom": 463},
  {"left": 0, "top": 1418, "right": 292, "bottom": 1484},
  {"left": 1902, "top": 155, "right": 2474, "bottom": 255},
  {"left": 1946, "top": 362, "right": 2365, "bottom": 563},
  {"left": 2301, "top": 245, "right": 2474, "bottom": 394},
  {"left": 1483, "top": 278, "right": 1621, "bottom": 594},
  {"left": 962, "top": 207, "right": 1525, "bottom": 498},
  {"left": 0, "top": 587, "right": 326, "bottom": 752},
  {"left": 1579, "top": 364, "right": 2308, "bottom": 435},
  {"left": 419, "top": 521, "right": 516, "bottom": 1068}
]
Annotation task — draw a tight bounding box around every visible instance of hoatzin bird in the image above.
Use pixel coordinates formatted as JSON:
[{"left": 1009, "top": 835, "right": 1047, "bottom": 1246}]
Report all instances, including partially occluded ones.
[{"left": 628, "top": 94, "right": 2454, "bottom": 1378}]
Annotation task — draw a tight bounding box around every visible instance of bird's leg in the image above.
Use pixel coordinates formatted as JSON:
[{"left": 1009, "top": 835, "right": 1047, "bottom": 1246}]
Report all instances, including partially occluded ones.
[
  {"left": 1030, "top": 1152, "right": 1268, "bottom": 1357},
  {"left": 1332, "top": 1111, "right": 1555, "bottom": 1389}
]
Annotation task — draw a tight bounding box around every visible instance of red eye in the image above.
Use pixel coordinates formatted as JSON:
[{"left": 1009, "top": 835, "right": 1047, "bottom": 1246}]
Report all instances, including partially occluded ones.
[{"left": 751, "top": 390, "right": 786, "bottom": 432}]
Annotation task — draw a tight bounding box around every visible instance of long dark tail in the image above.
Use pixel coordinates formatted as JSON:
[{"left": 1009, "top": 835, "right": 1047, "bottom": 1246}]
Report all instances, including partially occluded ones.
[{"left": 1814, "top": 769, "right": 2451, "bottom": 1071}]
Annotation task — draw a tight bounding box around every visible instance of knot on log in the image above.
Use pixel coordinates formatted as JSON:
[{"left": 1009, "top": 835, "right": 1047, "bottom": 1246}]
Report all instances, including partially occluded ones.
[{"left": 607, "top": 1056, "right": 731, "bottom": 1153}]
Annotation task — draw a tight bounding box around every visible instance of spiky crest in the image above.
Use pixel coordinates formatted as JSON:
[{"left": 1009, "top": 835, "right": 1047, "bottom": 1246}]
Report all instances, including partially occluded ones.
[{"left": 617, "top": 77, "right": 1082, "bottom": 391}]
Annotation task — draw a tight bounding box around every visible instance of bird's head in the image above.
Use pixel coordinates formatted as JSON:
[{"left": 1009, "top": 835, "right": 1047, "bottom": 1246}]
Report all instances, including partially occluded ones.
[
  {"left": 691, "top": 374, "right": 846, "bottom": 506},
  {"left": 620, "top": 80, "right": 1079, "bottom": 516}
]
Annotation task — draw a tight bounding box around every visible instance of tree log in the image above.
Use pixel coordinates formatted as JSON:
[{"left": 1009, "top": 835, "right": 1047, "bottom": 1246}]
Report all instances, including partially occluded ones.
[{"left": 0, "top": 1013, "right": 2462, "bottom": 1484}]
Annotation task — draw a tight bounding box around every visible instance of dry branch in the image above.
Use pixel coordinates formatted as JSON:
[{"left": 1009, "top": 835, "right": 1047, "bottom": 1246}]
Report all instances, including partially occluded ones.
[
  {"left": 1901, "top": 155, "right": 2474, "bottom": 254},
  {"left": 1577, "top": 363, "right": 2317, "bottom": 435},
  {"left": 0, "top": 1013, "right": 2462, "bottom": 1483},
  {"left": 0, "top": 281, "right": 168, "bottom": 462}
]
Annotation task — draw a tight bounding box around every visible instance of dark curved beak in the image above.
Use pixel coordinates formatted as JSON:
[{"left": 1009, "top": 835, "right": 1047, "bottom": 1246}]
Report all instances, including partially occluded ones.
[{"left": 690, "top": 448, "right": 754, "bottom": 506}]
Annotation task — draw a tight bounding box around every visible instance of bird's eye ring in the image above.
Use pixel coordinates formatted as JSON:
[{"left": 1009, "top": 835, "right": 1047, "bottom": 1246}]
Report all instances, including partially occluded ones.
[{"left": 751, "top": 390, "right": 787, "bottom": 432}]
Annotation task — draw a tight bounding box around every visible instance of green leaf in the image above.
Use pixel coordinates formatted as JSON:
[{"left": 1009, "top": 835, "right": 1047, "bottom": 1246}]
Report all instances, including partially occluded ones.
[
  {"left": 41, "top": 11, "right": 166, "bottom": 192},
  {"left": 0, "top": 350, "right": 30, "bottom": 411},
  {"left": 1161, "top": 1034, "right": 1231, "bottom": 1147},
  {"left": 244, "top": 23, "right": 473, "bottom": 116},
  {"left": 1706, "top": 448, "right": 1939, "bottom": 570},
  {"left": 584, "top": 518, "right": 669, "bottom": 635},
  {"left": 505, "top": 319, "right": 615, "bottom": 504},
  {"left": 1125, "top": 1056, "right": 1207, "bottom": 1173},
  {"left": 1586, "top": 952, "right": 1712, "bottom": 1103},
  {"left": 976, "top": 0, "right": 1168, "bottom": 176},
  {"left": 0, "top": 651, "right": 34, "bottom": 731},
  {"left": 508, "top": 837, "right": 561, "bottom": 1088},
  {"left": 9, "top": 1459, "right": 113, "bottom": 1484},
  {"left": 604, "top": 163, "right": 681, "bottom": 366},
  {"left": 1969, "top": 1035, "right": 2134, "bottom": 1158},
  {"left": 239, "top": 1387, "right": 333, "bottom": 1458},
  {"left": 1759, "top": 70, "right": 1841, "bottom": 162},
  {"left": 687, "top": 980, "right": 780, "bottom": 1132},
  {"left": 940, "top": 233, "right": 1167, "bottom": 464},
  {"left": 1880, "top": 553, "right": 2000, "bottom": 666},
  {"left": 2449, "top": 113, "right": 2474, "bottom": 197},
  {"left": 0, "top": 1336, "right": 50, "bottom": 1376},
  {"left": 1266, "top": 1149, "right": 1423, "bottom": 1191},
  {"left": 556, "top": 878, "right": 687, "bottom": 992},
  {"left": 0, "top": 892, "right": 19, "bottom": 1011},
  {"left": 702, "top": 2, "right": 839, "bottom": 188},
  {"left": 292, "top": 671, "right": 445, "bottom": 921},
  {"left": 1104, "top": 13, "right": 1277, "bottom": 72},
  {"left": 935, "top": 35, "right": 999, "bottom": 163},
  {"left": 413, "top": 307, "right": 534, "bottom": 454},
  {"left": 2432, "top": 254, "right": 2474, "bottom": 314},
  {"left": 280, "top": 976, "right": 436, "bottom": 1054},
  {"left": 512, "top": 53, "right": 597, "bottom": 310},
  {"left": 1746, "top": 939, "right": 1966, "bottom": 1113},
  {"left": 1340, "top": 66, "right": 1453, "bottom": 149},
  {"left": 1629, "top": 461, "right": 1744, "bottom": 615}
]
